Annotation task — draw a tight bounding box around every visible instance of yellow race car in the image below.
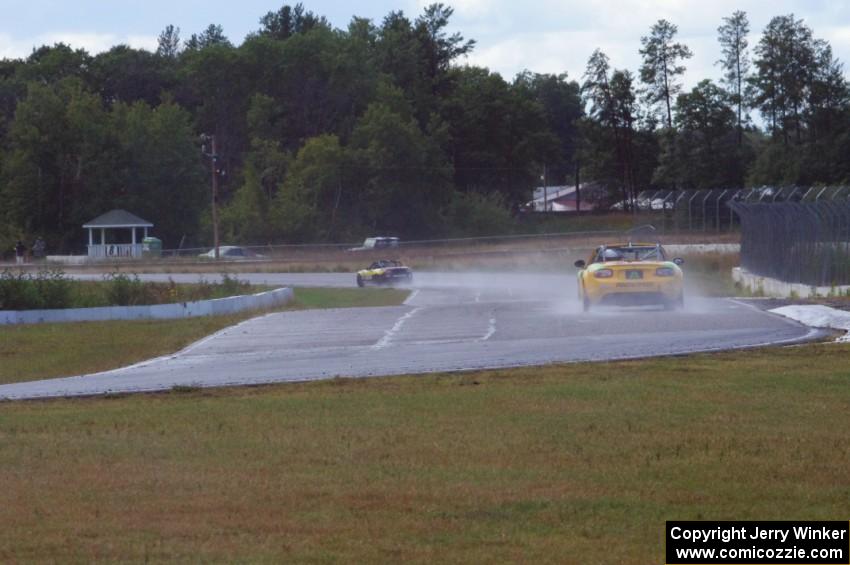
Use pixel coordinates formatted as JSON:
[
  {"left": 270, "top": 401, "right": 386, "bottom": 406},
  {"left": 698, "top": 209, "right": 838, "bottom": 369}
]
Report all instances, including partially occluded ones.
[
  {"left": 574, "top": 243, "right": 684, "bottom": 312},
  {"left": 356, "top": 259, "right": 413, "bottom": 287}
]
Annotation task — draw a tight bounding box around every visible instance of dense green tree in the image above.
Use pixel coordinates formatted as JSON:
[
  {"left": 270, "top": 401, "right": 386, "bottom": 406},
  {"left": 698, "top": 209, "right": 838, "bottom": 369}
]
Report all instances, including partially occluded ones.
[
  {"left": 806, "top": 42, "right": 848, "bottom": 142},
  {"left": 273, "top": 134, "right": 347, "bottom": 240},
  {"left": 654, "top": 80, "right": 746, "bottom": 189},
  {"left": 442, "top": 66, "right": 552, "bottom": 209},
  {"left": 257, "top": 3, "right": 330, "bottom": 40},
  {"left": 1, "top": 80, "right": 114, "bottom": 250},
  {"left": 609, "top": 70, "right": 641, "bottom": 208},
  {"left": 220, "top": 93, "right": 293, "bottom": 244},
  {"left": 177, "top": 41, "right": 250, "bottom": 202},
  {"left": 376, "top": 4, "right": 473, "bottom": 128},
  {"left": 582, "top": 51, "right": 645, "bottom": 207},
  {"left": 109, "top": 99, "right": 207, "bottom": 247},
  {"left": 751, "top": 15, "right": 814, "bottom": 144},
  {"left": 185, "top": 24, "right": 233, "bottom": 51},
  {"left": 2, "top": 5, "right": 850, "bottom": 252},
  {"left": 221, "top": 139, "right": 290, "bottom": 244},
  {"left": 239, "top": 28, "right": 378, "bottom": 151},
  {"left": 514, "top": 72, "right": 583, "bottom": 185},
  {"left": 0, "top": 59, "right": 24, "bottom": 138},
  {"left": 16, "top": 44, "right": 91, "bottom": 85},
  {"left": 0, "top": 79, "right": 205, "bottom": 251},
  {"left": 443, "top": 191, "right": 513, "bottom": 236},
  {"left": 415, "top": 4, "right": 474, "bottom": 84},
  {"left": 90, "top": 45, "right": 174, "bottom": 105},
  {"left": 349, "top": 102, "right": 453, "bottom": 235},
  {"left": 747, "top": 14, "right": 849, "bottom": 185}
]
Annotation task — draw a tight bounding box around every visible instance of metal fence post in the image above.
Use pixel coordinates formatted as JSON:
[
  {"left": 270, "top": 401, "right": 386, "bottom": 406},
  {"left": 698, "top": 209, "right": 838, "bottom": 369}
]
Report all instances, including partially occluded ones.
[
  {"left": 715, "top": 189, "right": 728, "bottom": 231},
  {"left": 701, "top": 190, "right": 712, "bottom": 231},
  {"left": 674, "top": 191, "right": 688, "bottom": 231},
  {"left": 687, "top": 190, "right": 701, "bottom": 231},
  {"left": 800, "top": 187, "right": 812, "bottom": 201},
  {"left": 728, "top": 189, "right": 742, "bottom": 230}
]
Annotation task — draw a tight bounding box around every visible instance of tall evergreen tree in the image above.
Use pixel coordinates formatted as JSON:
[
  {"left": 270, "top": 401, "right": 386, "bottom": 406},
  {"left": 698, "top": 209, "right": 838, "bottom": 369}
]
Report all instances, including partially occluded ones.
[
  {"left": 655, "top": 80, "right": 744, "bottom": 189},
  {"left": 185, "top": 24, "right": 233, "bottom": 50},
  {"left": 717, "top": 10, "right": 750, "bottom": 145},
  {"left": 514, "top": 72, "right": 583, "bottom": 186},
  {"left": 156, "top": 25, "right": 181, "bottom": 58},
  {"left": 257, "top": 3, "right": 330, "bottom": 40},
  {"left": 639, "top": 19, "right": 693, "bottom": 129},
  {"left": 751, "top": 15, "right": 815, "bottom": 144},
  {"left": 582, "top": 51, "right": 641, "bottom": 207}
]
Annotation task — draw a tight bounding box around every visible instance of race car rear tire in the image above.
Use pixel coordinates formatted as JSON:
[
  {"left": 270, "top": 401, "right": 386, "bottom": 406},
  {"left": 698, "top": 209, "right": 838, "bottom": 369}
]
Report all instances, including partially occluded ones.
[{"left": 356, "top": 274, "right": 364, "bottom": 287}]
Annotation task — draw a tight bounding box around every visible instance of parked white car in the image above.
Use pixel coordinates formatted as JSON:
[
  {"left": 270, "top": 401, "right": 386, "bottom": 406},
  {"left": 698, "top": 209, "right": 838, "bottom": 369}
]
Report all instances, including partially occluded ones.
[
  {"left": 347, "top": 237, "right": 400, "bottom": 252},
  {"left": 198, "top": 246, "right": 266, "bottom": 260}
]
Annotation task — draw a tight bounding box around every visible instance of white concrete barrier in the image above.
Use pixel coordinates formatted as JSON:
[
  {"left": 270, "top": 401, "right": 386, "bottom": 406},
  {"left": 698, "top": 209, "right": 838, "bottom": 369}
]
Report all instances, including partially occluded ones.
[
  {"left": 665, "top": 243, "right": 740, "bottom": 254},
  {"left": 0, "top": 287, "right": 293, "bottom": 325},
  {"left": 732, "top": 267, "right": 850, "bottom": 298}
]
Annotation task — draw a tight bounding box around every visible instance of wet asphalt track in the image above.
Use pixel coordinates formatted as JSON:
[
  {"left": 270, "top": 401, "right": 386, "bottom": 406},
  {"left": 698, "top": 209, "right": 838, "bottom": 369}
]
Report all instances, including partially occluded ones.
[{"left": 0, "top": 272, "right": 820, "bottom": 400}]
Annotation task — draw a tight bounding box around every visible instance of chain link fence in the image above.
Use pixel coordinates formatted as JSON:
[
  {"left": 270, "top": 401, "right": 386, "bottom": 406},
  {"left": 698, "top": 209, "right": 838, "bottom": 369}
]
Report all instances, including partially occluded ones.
[
  {"left": 729, "top": 200, "right": 850, "bottom": 286},
  {"left": 634, "top": 186, "right": 850, "bottom": 232}
]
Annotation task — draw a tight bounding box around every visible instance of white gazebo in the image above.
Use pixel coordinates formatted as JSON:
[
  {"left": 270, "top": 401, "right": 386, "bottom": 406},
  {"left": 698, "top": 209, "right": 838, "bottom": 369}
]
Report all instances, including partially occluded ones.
[{"left": 83, "top": 210, "right": 153, "bottom": 259}]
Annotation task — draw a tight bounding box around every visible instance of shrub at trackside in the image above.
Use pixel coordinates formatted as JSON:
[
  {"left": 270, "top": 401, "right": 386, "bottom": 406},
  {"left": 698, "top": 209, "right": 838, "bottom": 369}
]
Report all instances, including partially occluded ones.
[
  {"left": 103, "top": 272, "right": 150, "bottom": 306},
  {"left": 0, "top": 269, "right": 256, "bottom": 310},
  {"left": 0, "top": 268, "right": 72, "bottom": 310}
]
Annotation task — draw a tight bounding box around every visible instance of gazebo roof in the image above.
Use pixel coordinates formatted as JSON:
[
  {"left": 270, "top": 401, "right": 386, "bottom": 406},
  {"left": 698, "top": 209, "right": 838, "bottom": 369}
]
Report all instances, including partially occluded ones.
[{"left": 82, "top": 209, "right": 153, "bottom": 229}]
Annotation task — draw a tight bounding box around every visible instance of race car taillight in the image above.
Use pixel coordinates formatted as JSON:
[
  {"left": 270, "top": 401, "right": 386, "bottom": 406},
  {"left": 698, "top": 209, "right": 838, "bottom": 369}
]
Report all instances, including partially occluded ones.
[
  {"left": 594, "top": 269, "right": 614, "bottom": 278},
  {"left": 655, "top": 267, "right": 675, "bottom": 277}
]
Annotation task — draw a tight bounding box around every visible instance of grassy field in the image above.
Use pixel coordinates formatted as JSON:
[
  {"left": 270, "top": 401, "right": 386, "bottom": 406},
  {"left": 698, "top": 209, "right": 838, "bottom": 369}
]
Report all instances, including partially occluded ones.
[
  {"left": 0, "top": 343, "right": 848, "bottom": 563},
  {"left": 0, "top": 287, "right": 408, "bottom": 385}
]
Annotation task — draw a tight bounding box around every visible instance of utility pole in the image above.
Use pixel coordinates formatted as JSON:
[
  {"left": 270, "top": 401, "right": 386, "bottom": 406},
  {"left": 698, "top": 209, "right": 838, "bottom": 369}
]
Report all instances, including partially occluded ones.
[
  {"left": 201, "top": 134, "right": 221, "bottom": 259},
  {"left": 542, "top": 164, "right": 548, "bottom": 212},
  {"left": 574, "top": 161, "right": 581, "bottom": 214}
]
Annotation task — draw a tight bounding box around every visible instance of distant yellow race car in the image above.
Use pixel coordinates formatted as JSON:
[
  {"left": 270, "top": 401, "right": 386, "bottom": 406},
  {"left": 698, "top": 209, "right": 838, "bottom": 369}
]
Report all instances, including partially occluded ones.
[
  {"left": 356, "top": 259, "right": 413, "bottom": 287},
  {"left": 574, "top": 243, "right": 684, "bottom": 311}
]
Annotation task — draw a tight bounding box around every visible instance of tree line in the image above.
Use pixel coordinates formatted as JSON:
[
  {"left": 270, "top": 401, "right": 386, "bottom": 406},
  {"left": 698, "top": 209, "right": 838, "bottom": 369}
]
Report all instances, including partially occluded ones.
[{"left": 0, "top": 5, "right": 847, "bottom": 252}]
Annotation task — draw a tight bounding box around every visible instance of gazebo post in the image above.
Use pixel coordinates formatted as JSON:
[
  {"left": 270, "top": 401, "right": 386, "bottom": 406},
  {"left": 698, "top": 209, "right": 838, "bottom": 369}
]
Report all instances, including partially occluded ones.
[
  {"left": 88, "top": 229, "right": 93, "bottom": 247},
  {"left": 101, "top": 228, "right": 105, "bottom": 245}
]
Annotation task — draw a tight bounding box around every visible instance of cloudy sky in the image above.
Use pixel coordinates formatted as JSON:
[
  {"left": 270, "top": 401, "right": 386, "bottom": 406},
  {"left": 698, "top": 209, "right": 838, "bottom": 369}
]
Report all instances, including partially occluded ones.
[{"left": 2, "top": 0, "right": 849, "bottom": 88}]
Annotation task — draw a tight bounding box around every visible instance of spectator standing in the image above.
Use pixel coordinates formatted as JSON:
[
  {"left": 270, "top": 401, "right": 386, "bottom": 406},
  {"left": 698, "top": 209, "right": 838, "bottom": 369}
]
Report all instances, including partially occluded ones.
[
  {"left": 32, "top": 237, "right": 46, "bottom": 260},
  {"left": 14, "top": 240, "right": 26, "bottom": 265}
]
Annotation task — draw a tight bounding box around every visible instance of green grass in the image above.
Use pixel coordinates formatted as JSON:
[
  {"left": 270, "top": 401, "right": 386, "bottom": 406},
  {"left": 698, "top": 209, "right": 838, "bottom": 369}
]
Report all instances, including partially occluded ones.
[
  {"left": 0, "top": 287, "right": 408, "bottom": 385},
  {"left": 287, "top": 286, "right": 409, "bottom": 310},
  {"left": 0, "top": 344, "right": 848, "bottom": 563}
]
